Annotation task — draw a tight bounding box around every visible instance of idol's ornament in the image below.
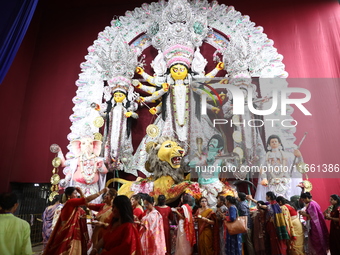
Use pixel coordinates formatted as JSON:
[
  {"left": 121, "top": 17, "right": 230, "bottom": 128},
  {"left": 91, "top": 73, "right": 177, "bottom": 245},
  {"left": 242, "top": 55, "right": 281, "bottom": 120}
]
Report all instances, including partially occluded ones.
[
  {"left": 54, "top": 0, "right": 311, "bottom": 202},
  {"left": 48, "top": 144, "right": 62, "bottom": 201}
]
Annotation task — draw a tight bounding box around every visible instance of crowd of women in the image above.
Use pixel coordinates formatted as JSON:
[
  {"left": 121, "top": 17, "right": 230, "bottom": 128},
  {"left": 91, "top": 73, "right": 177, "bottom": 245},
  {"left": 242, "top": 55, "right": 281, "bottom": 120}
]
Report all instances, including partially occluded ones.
[{"left": 41, "top": 187, "right": 340, "bottom": 255}]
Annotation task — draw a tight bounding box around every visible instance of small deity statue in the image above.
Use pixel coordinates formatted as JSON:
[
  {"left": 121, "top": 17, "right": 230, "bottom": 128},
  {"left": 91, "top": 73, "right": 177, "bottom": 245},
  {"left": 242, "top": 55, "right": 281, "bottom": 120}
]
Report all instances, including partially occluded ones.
[
  {"left": 59, "top": 136, "right": 108, "bottom": 203},
  {"left": 96, "top": 78, "right": 138, "bottom": 170},
  {"left": 255, "top": 134, "right": 303, "bottom": 200},
  {"left": 189, "top": 134, "right": 226, "bottom": 209}
]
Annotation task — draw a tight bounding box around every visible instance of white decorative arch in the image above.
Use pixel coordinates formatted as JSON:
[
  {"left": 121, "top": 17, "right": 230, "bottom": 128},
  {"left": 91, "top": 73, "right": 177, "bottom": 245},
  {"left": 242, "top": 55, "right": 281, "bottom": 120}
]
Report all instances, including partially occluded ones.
[{"left": 64, "top": 0, "right": 297, "bottom": 176}]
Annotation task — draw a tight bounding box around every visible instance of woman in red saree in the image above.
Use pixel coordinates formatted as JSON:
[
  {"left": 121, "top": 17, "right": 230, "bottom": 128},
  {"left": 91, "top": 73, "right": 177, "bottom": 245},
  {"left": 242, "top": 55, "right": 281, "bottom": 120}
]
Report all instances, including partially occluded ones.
[
  {"left": 43, "top": 186, "right": 108, "bottom": 255},
  {"left": 155, "top": 195, "right": 174, "bottom": 255},
  {"left": 131, "top": 194, "right": 145, "bottom": 221},
  {"left": 89, "top": 195, "right": 141, "bottom": 255},
  {"left": 194, "top": 197, "right": 217, "bottom": 255},
  {"left": 173, "top": 193, "right": 196, "bottom": 255},
  {"left": 324, "top": 194, "right": 340, "bottom": 255},
  {"left": 88, "top": 188, "right": 117, "bottom": 247},
  {"left": 299, "top": 192, "right": 328, "bottom": 255}
]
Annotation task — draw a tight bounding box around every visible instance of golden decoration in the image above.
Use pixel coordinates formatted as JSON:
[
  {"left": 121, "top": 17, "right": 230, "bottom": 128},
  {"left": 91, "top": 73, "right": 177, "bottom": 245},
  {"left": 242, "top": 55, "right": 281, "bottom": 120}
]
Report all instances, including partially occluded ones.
[
  {"left": 49, "top": 191, "right": 59, "bottom": 202},
  {"left": 50, "top": 174, "right": 60, "bottom": 185},
  {"left": 302, "top": 180, "right": 313, "bottom": 192},
  {"left": 94, "top": 132, "right": 103, "bottom": 141},
  {"left": 52, "top": 157, "right": 61, "bottom": 168},
  {"left": 145, "top": 141, "right": 156, "bottom": 153},
  {"left": 52, "top": 168, "right": 58, "bottom": 174},
  {"left": 233, "top": 147, "right": 244, "bottom": 159},
  {"left": 93, "top": 116, "right": 104, "bottom": 128},
  {"left": 232, "top": 131, "right": 242, "bottom": 143},
  {"left": 50, "top": 185, "right": 59, "bottom": 192},
  {"left": 296, "top": 162, "right": 308, "bottom": 174},
  {"left": 146, "top": 124, "right": 159, "bottom": 138}
]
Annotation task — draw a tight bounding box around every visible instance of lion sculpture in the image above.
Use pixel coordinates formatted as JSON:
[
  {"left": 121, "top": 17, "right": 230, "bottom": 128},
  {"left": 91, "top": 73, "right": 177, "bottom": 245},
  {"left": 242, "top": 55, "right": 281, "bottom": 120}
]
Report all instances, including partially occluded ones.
[
  {"left": 145, "top": 136, "right": 185, "bottom": 184},
  {"left": 107, "top": 137, "right": 200, "bottom": 203}
]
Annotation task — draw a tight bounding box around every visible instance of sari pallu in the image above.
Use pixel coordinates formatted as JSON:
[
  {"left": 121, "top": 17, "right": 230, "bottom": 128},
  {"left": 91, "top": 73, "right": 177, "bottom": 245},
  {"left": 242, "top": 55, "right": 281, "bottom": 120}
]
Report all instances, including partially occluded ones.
[
  {"left": 42, "top": 203, "right": 59, "bottom": 248},
  {"left": 305, "top": 200, "right": 328, "bottom": 255},
  {"left": 196, "top": 208, "right": 219, "bottom": 255},
  {"left": 175, "top": 204, "right": 196, "bottom": 255},
  {"left": 266, "top": 201, "right": 289, "bottom": 255},
  {"left": 101, "top": 222, "right": 141, "bottom": 255},
  {"left": 43, "top": 205, "right": 89, "bottom": 255},
  {"left": 88, "top": 203, "right": 112, "bottom": 247}
]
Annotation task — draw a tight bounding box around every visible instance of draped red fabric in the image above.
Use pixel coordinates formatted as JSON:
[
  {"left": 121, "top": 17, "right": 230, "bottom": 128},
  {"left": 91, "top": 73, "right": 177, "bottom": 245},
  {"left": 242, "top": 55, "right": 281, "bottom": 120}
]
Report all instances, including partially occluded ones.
[{"left": 0, "top": 0, "right": 339, "bottom": 213}]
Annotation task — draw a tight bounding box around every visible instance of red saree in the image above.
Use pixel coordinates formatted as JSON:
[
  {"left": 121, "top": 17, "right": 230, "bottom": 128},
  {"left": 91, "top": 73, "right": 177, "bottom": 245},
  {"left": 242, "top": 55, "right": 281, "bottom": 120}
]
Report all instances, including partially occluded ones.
[
  {"left": 101, "top": 222, "right": 141, "bottom": 255},
  {"left": 43, "top": 198, "right": 89, "bottom": 255}
]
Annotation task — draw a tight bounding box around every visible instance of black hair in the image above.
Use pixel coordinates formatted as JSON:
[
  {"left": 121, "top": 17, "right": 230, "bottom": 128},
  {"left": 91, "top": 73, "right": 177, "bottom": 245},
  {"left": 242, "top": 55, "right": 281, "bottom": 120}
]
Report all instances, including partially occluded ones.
[
  {"left": 257, "top": 200, "right": 266, "bottom": 210},
  {"left": 144, "top": 195, "right": 154, "bottom": 205},
  {"left": 0, "top": 192, "right": 17, "bottom": 210},
  {"left": 276, "top": 196, "right": 289, "bottom": 205},
  {"left": 131, "top": 194, "right": 142, "bottom": 205},
  {"left": 266, "top": 191, "right": 276, "bottom": 201},
  {"left": 300, "top": 192, "right": 312, "bottom": 199},
  {"left": 64, "top": 187, "right": 76, "bottom": 199},
  {"left": 207, "top": 134, "right": 224, "bottom": 151},
  {"left": 330, "top": 194, "right": 340, "bottom": 208},
  {"left": 51, "top": 195, "right": 60, "bottom": 205},
  {"left": 182, "top": 193, "right": 193, "bottom": 205},
  {"left": 157, "top": 195, "right": 166, "bottom": 206},
  {"left": 112, "top": 195, "right": 134, "bottom": 224},
  {"left": 226, "top": 196, "right": 237, "bottom": 205},
  {"left": 266, "top": 134, "right": 284, "bottom": 152},
  {"left": 238, "top": 192, "right": 246, "bottom": 201},
  {"left": 218, "top": 196, "right": 226, "bottom": 203}
]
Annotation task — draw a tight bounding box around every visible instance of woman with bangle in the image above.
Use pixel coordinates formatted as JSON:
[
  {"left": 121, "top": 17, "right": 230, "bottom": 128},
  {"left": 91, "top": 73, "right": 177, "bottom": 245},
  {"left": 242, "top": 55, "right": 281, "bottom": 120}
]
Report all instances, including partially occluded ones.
[
  {"left": 43, "top": 186, "right": 108, "bottom": 255},
  {"left": 89, "top": 195, "right": 141, "bottom": 255},
  {"left": 324, "top": 194, "right": 340, "bottom": 254},
  {"left": 225, "top": 196, "right": 242, "bottom": 255},
  {"left": 299, "top": 192, "right": 328, "bottom": 255},
  {"left": 88, "top": 188, "right": 117, "bottom": 248},
  {"left": 194, "top": 197, "right": 216, "bottom": 255}
]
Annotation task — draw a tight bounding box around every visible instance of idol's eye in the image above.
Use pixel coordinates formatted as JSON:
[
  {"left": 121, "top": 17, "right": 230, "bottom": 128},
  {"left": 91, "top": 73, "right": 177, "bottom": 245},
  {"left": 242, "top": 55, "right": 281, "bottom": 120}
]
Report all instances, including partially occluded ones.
[{"left": 165, "top": 143, "right": 171, "bottom": 148}]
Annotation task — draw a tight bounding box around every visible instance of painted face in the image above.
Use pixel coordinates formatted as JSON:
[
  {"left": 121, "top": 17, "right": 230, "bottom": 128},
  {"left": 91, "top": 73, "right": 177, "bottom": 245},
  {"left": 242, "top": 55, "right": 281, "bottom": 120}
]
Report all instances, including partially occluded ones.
[
  {"left": 269, "top": 138, "right": 280, "bottom": 149},
  {"left": 170, "top": 64, "right": 188, "bottom": 81},
  {"left": 114, "top": 92, "right": 126, "bottom": 103}
]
